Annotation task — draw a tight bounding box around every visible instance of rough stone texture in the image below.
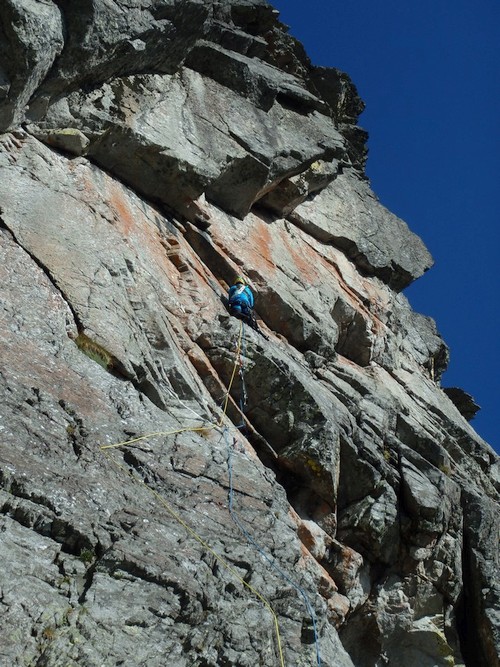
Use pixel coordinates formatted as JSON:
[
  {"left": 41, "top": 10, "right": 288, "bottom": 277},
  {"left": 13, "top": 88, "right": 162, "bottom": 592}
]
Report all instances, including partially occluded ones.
[
  {"left": 0, "top": 0, "right": 64, "bottom": 130},
  {"left": 0, "top": 2, "right": 498, "bottom": 667},
  {"left": 289, "top": 170, "right": 434, "bottom": 290}
]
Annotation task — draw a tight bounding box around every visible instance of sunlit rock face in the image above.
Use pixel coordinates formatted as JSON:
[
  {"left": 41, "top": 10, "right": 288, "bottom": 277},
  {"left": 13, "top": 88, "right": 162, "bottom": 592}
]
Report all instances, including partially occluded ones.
[{"left": 0, "top": 2, "right": 498, "bottom": 666}]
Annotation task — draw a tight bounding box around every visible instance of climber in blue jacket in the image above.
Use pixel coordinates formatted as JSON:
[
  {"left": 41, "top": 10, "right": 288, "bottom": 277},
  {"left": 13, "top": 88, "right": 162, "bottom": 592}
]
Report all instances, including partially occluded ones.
[
  {"left": 228, "top": 276, "right": 254, "bottom": 322},
  {"left": 227, "top": 276, "right": 269, "bottom": 339}
]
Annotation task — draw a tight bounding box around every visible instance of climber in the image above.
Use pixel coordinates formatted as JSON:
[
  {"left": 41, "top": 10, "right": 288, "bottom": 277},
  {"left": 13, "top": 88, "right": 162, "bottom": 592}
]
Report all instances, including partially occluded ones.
[
  {"left": 227, "top": 276, "right": 269, "bottom": 339},
  {"left": 228, "top": 276, "right": 254, "bottom": 321}
]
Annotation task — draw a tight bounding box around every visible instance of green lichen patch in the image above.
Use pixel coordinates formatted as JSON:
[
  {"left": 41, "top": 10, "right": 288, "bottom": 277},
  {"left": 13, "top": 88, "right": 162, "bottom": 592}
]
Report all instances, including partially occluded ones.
[{"left": 75, "top": 332, "right": 114, "bottom": 370}]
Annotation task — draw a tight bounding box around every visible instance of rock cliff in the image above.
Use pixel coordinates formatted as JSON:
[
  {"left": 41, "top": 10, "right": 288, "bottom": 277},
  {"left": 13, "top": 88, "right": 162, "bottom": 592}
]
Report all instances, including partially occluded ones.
[{"left": 0, "top": 2, "right": 498, "bottom": 666}]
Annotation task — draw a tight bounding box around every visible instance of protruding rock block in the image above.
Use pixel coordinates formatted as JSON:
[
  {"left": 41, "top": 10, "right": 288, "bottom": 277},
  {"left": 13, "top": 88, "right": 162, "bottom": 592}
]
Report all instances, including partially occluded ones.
[{"left": 290, "top": 170, "right": 434, "bottom": 289}]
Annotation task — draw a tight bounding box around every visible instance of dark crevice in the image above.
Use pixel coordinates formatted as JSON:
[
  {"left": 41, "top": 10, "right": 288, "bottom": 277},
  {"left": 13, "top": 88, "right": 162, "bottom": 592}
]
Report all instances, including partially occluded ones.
[
  {"left": 198, "top": 336, "right": 337, "bottom": 545},
  {"left": 275, "top": 466, "right": 334, "bottom": 524},
  {"left": 133, "top": 375, "right": 167, "bottom": 411},
  {"left": 242, "top": 429, "right": 279, "bottom": 469},
  {"left": 4, "top": 477, "right": 60, "bottom": 516},
  {"left": 456, "top": 492, "right": 490, "bottom": 667},
  {"left": 102, "top": 554, "right": 195, "bottom": 615},
  {"left": 0, "top": 493, "right": 96, "bottom": 560},
  {"left": 1, "top": 209, "right": 169, "bottom": 412},
  {"left": 243, "top": 410, "right": 338, "bottom": 568},
  {"left": 275, "top": 91, "right": 321, "bottom": 115},
  {"left": 70, "top": 436, "right": 83, "bottom": 460},
  {"left": 456, "top": 517, "right": 476, "bottom": 666},
  {"left": 0, "top": 213, "right": 82, "bottom": 330}
]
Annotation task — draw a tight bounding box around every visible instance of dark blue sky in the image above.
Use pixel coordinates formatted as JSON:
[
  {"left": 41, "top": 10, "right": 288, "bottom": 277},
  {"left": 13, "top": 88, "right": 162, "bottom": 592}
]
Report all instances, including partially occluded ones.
[{"left": 272, "top": 0, "right": 499, "bottom": 451}]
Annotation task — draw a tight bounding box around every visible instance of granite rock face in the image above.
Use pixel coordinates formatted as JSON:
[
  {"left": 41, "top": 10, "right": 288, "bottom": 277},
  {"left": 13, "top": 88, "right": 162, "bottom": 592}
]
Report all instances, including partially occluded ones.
[{"left": 0, "top": 2, "right": 498, "bottom": 667}]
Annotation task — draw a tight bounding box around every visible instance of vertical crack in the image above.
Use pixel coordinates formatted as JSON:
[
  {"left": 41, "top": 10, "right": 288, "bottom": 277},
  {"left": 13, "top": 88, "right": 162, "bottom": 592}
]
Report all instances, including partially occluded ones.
[{"left": 0, "top": 212, "right": 82, "bottom": 330}]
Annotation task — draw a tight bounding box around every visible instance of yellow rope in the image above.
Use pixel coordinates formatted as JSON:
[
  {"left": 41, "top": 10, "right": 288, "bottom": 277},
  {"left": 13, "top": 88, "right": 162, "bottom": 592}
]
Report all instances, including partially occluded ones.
[
  {"left": 99, "top": 425, "right": 215, "bottom": 450},
  {"left": 98, "top": 320, "right": 286, "bottom": 665},
  {"left": 101, "top": 448, "right": 284, "bottom": 666},
  {"left": 218, "top": 320, "right": 244, "bottom": 425},
  {"left": 100, "top": 321, "right": 244, "bottom": 450}
]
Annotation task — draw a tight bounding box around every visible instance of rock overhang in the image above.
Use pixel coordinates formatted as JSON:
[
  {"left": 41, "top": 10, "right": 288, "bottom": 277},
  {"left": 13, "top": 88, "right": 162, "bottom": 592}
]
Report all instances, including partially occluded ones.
[{"left": 9, "top": 0, "right": 420, "bottom": 288}]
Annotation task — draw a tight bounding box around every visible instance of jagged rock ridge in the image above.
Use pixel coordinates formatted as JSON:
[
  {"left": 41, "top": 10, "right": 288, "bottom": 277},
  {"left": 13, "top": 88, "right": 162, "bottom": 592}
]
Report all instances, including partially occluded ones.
[{"left": 0, "top": 2, "right": 498, "bottom": 666}]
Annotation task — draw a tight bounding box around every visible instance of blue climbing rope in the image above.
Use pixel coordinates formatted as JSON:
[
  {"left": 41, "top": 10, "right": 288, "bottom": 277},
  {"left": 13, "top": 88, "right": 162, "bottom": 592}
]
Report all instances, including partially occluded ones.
[{"left": 225, "top": 324, "right": 322, "bottom": 667}]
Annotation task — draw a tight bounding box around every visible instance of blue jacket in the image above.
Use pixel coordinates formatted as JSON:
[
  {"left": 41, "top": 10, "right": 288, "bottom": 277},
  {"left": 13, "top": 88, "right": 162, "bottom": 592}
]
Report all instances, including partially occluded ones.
[{"left": 228, "top": 284, "right": 254, "bottom": 309}]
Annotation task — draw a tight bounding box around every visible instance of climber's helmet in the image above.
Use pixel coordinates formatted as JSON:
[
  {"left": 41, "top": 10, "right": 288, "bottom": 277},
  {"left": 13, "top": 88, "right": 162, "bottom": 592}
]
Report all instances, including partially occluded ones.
[{"left": 234, "top": 276, "right": 246, "bottom": 285}]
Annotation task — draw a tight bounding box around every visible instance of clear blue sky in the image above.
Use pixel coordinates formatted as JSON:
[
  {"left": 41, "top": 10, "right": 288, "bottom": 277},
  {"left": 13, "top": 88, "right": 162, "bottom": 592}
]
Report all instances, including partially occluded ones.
[{"left": 272, "top": 0, "right": 499, "bottom": 451}]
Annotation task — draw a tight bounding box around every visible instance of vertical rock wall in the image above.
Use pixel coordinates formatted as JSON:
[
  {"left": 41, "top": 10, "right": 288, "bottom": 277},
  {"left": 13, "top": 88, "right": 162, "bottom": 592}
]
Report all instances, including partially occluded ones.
[{"left": 0, "top": 2, "right": 498, "bottom": 666}]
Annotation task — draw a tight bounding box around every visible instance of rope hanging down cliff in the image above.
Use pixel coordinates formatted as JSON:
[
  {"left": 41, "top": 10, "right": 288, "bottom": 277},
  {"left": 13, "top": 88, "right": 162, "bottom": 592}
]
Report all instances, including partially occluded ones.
[
  {"left": 99, "top": 319, "right": 321, "bottom": 665},
  {"left": 100, "top": 446, "right": 285, "bottom": 665},
  {"left": 227, "top": 324, "right": 322, "bottom": 667},
  {"left": 99, "top": 321, "right": 286, "bottom": 664}
]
